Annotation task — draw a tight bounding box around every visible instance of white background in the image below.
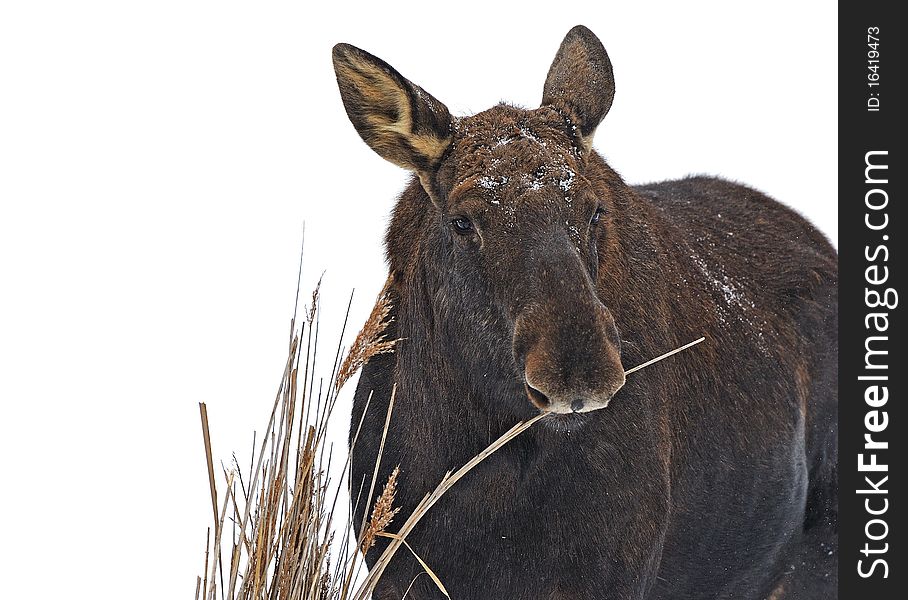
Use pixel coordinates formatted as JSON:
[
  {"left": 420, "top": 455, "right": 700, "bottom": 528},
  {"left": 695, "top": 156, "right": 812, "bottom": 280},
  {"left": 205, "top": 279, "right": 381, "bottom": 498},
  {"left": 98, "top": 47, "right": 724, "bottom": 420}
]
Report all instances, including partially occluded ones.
[{"left": 0, "top": 1, "right": 835, "bottom": 597}]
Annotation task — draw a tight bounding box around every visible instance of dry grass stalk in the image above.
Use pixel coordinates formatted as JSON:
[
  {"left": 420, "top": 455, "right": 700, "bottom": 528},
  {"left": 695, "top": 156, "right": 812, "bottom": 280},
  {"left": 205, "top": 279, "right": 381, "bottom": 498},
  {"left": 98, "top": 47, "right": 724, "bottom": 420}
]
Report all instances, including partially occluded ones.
[
  {"left": 335, "top": 277, "right": 399, "bottom": 391},
  {"left": 198, "top": 404, "right": 220, "bottom": 549},
  {"left": 624, "top": 336, "right": 706, "bottom": 375},
  {"left": 376, "top": 533, "right": 450, "bottom": 598}
]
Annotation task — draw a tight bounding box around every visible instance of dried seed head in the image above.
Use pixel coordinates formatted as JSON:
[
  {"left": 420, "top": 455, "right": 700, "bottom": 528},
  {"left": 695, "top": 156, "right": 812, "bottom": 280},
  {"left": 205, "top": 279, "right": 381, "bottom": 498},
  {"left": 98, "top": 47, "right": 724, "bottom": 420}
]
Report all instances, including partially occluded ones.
[
  {"left": 360, "top": 466, "right": 401, "bottom": 553},
  {"left": 336, "top": 276, "right": 400, "bottom": 391},
  {"left": 306, "top": 275, "right": 323, "bottom": 324},
  {"left": 318, "top": 559, "right": 333, "bottom": 600}
]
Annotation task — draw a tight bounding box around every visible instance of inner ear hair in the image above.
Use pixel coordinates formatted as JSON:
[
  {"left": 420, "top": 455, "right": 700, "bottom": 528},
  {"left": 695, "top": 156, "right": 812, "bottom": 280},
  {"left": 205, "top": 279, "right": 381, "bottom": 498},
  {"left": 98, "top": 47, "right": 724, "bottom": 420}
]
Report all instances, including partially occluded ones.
[{"left": 333, "top": 43, "right": 453, "bottom": 175}]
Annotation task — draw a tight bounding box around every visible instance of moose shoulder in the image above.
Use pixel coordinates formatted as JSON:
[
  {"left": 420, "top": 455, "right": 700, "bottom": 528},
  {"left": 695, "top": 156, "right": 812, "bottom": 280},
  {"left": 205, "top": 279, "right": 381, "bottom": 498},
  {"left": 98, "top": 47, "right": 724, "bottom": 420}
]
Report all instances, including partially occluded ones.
[{"left": 334, "top": 25, "right": 837, "bottom": 600}]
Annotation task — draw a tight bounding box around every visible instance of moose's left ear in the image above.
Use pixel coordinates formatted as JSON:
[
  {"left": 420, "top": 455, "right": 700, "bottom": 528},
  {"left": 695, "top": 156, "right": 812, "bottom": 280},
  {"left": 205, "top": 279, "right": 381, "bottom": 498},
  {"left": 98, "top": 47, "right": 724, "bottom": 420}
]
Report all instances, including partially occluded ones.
[
  {"left": 332, "top": 43, "right": 453, "bottom": 180},
  {"left": 541, "top": 25, "right": 615, "bottom": 152}
]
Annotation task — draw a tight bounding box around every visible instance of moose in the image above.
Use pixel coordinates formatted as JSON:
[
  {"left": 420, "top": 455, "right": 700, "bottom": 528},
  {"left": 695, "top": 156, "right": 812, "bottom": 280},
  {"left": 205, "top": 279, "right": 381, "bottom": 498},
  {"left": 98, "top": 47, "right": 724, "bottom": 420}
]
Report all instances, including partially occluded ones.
[{"left": 334, "top": 26, "right": 837, "bottom": 599}]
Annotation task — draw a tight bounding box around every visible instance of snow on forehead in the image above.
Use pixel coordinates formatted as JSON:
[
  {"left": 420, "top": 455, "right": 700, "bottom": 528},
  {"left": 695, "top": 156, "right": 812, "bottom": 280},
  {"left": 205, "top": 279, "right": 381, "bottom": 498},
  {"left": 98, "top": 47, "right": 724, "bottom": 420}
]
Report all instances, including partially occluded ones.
[{"left": 450, "top": 106, "right": 580, "bottom": 194}]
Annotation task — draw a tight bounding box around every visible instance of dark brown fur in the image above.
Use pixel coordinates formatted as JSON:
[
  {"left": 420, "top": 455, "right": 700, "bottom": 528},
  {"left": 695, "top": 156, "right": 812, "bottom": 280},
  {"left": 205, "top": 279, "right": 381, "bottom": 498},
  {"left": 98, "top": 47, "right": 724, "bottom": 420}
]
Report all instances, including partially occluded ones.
[{"left": 335, "top": 25, "right": 837, "bottom": 599}]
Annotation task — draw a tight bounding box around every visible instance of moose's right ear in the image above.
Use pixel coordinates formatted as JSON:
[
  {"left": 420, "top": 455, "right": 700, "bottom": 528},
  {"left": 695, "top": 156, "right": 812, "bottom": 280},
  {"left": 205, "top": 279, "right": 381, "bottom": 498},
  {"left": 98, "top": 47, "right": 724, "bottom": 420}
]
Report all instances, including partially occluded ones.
[{"left": 332, "top": 43, "right": 453, "bottom": 178}]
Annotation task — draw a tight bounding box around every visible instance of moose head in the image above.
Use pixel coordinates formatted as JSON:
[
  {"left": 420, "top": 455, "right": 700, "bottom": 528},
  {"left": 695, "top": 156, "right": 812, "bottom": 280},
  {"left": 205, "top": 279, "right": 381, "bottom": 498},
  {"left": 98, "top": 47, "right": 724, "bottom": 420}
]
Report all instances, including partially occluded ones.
[{"left": 333, "top": 26, "right": 625, "bottom": 416}]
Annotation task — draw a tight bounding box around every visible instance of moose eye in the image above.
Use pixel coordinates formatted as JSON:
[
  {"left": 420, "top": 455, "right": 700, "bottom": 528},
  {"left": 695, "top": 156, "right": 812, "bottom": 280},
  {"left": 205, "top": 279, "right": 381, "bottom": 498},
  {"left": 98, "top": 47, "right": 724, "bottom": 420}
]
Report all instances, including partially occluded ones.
[
  {"left": 451, "top": 216, "right": 474, "bottom": 235},
  {"left": 590, "top": 206, "right": 605, "bottom": 225}
]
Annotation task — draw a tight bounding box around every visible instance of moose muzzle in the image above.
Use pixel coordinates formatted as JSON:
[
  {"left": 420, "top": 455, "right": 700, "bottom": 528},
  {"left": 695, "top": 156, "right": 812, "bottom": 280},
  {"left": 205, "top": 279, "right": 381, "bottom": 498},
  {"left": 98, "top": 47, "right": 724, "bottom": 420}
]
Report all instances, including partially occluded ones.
[{"left": 513, "top": 287, "right": 625, "bottom": 414}]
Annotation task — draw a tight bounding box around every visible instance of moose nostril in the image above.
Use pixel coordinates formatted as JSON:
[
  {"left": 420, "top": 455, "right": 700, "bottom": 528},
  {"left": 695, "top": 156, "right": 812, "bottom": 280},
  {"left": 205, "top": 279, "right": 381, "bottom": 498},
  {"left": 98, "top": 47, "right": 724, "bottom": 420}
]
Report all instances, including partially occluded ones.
[
  {"left": 525, "top": 383, "right": 551, "bottom": 410},
  {"left": 570, "top": 399, "right": 585, "bottom": 413}
]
